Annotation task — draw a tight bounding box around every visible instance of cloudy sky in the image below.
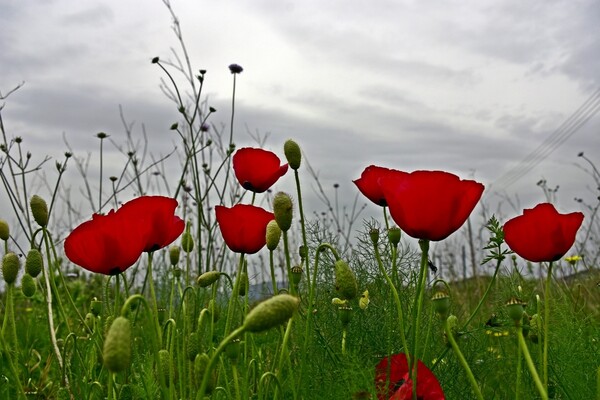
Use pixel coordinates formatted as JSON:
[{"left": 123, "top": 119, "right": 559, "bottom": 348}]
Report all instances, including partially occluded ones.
[{"left": 2, "top": 0, "right": 600, "bottom": 229}]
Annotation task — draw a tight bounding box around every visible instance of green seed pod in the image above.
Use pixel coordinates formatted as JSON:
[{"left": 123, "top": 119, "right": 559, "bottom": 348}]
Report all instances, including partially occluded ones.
[
  {"left": 243, "top": 294, "right": 300, "bottom": 333},
  {"left": 90, "top": 298, "right": 102, "bottom": 317},
  {"left": 505, "top": 297, "right": 525, "bottom": 324},
  {"left": 334, "top": 259, "right": 358, "bottom": 301},
  {"left": 265, "top": 220, "right": 282, "bottom": 251},
  {"left": 338, "top": 306, "right": 353, "bottom": 327},
  {"left": 388, "top": 227, "right": 401, "bottom": 247},
  {"left": 187, "top": 332, "right": 200, "bottom": 361},
  {"left": 172, "top": 267, "right": 182, "bottom": 279},
  {"left": 25, "top": 248, "right": 43, "bottom": 278},
  {"left": 290, "top": 265, "right": 303, "bottom": 286},
  {"left": 225, "top": 338, "right": 242, "bottom": 363},
  {"left": 21, "top": 273, "right": 36, "bottom": 297},
  {"left": 273, "top": 192, "right": 293, "bottom": 232},
  {"left": 238, "top": 271, "right": 249, "bottom": 297},
  {"left": 2, "top": 252, "right": 20, "bottom": 285},
  {"left": 169, "top": 245, "right": 181, "bottom": 265},
  {"left": 197, "top": 271, "right": 221, "bottom": 288},
  {"left": 283, "top": 139, "right": 302, "bottom": 170},
  {"left": 0, "top": 219, "right": 9, "bottom": 241},
  {"left": 298, "top": 245, "right": 308, "bottom": 260},
  {"left": 431, "top": 291, "right": 451, "bottom": 319},
  {"left": 30, "top": 195, "right": 49, "bottom": 227},
  {"left": 369, "top": 228, "right": 380, "bottom": 246},
  {"left": 158, "top": 349, "right": 171, "bottom": 385},
  {"left": 181, "top": 232, "right": 194, "bottom": 253},
  {"left": 103, "top": 316, "right": 132, "bottom": 373}
]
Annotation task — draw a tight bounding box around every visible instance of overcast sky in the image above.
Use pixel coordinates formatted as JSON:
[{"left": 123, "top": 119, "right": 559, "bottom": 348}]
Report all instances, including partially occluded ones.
[{"left": 2, "top": 0, "right": 600, "bottom": 231}]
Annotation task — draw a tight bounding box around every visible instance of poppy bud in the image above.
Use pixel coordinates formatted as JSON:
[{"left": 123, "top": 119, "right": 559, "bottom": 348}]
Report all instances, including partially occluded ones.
[
  {"left": 265, "top": 220, "right": 282, "bottom": 251},
  {"left": 290, "top": 265, "right": 303, "bottom": 286},
  {"left": 169, "top": 245, "right": 180, "bottom": 265},
  {"left": 197, "top": 270, "right": 221, "bottom": 288},
  {"left": 194, "top": 353, "right": 215, "bottom": 392},
  {"left": 103, "top": 316, "right": 132, "bottom": 373},
  {"left": 299, "top": 245, "right": 308, "bottom": 259},
  {"left": 158, "top": 349, "right": 171, "bottom": 384},
  {"left": 2, "top": 252, "right": 20, "bottom": 285},
  {"left": 505, "top": 297, "right": 525, "bottom": 324},
  {"left": 273, "top": 192, "right": 293, "bottom": 232},
  {"left": 338, "top": 306, "right": 353, "bottom": 327},
  {"left": 334, "top": 259, "right": 358, "bottom": 301},
  {"left": 283, "top": 139, "right": 302, "bottom": 170},
  {"left": 30, "top": 195, "right": 49, "bottom": 227},
  {"left": 388, "top": 227, "right": 401, "bottom": 247},
  {"left": 238, "top": 271, "right": 249, "bottom": 296},
  {"left": 0, "top": 219, "right": 9, "bottom": 241},
  {"left": 431, "top": 291, "right": 451, "bottom": 319},
  {"left": 21, "top": 273, "right": 36, "bottom": 297},
  {"left": 25, "top": 248, "right": 43, "bottom": 278},
  {"left": 243, "top": 294, "right": 300, "bottom": 333},
  {"left": 181, "top": 232, "right": 194, "bottom": 253},
  {"left": 187, "top": 332, "right": 200, "bottom": 361},
  {"left": 369, "top": 228, "right": 379, "bottom": 245}
]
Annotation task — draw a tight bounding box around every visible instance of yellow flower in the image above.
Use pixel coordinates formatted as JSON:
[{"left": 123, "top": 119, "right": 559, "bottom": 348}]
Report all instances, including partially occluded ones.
[
  {"left": 359, "top": 290, "right": 370, "bottom": 310},
  {"left": 565, "top": 255, "right": 582, "bottom": 265}
]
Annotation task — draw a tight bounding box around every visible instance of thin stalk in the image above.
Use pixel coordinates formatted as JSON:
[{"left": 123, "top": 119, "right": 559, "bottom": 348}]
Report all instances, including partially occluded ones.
[
  {"left": 282, "top": 231, "right": 293, "bottom": 294},
  {"left": 224, "top": 254, "right": 245, "bottom": 335},
  {"left": 517, "top": 326, "right": 548, "bottom": 400},
  {"left": 146, "top": 252, "right": 163, "bottom": 346},
  {"left": 444, "top": 318, "right": 484, "bottom": 400},
  {"left": 269, "top": 249, "right": 278, "bottom": 294},
  {"left": 293, "top": 169, "right": 310, "bottom": 287},
  {"left": 410, "top": 239, "right": 430, "bottom": 395},
  {"left": 543, "top": 262, "right": 553, "bottom": 390}
]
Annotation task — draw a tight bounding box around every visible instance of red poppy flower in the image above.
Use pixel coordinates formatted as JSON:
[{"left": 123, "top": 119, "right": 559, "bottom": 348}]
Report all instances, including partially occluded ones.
[
  {"left": 64, "top": 210, "right": 149, "bottom": 275},
  {"left": 233, "top": 148, "right": 288, "bottom": 193},
  {"left": 503, "top": 203, "right": 584, "bottom": 263},
  {"left": 353, "top": 165, "right": 398, "bottom": 207},
  {"left": 215, "top": 204, "right": 275, "bottom": 254},
  {"left": 375, "top": 353, "right": 445, "bottom": 400},
  {"left": 380, "top": 170, "right": 484, "bottom": 241},
  {"left": 118, "top": 196, "right": 185, "bottom": 252}
]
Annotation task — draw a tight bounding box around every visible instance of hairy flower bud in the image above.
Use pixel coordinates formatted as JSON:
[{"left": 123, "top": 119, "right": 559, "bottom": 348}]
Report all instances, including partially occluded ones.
[
  {"left": 25, "top": 248, "right": 43, "bottom": 278},
  {"left": 181, "top": 232, "right": 194, "bottom": 253},
  {"left": 2, "top": 252, "right": 20, "bottom": 285},
  {"left": 21, "top": 273, "right": 36, "bottom": 297},
  {"left": 187, "top": 332, "right": 200, "bottom": 361},
  {"left": 158, "top": 349, "right": 171, "bottom": 385},
  {"left": 194, "top": 353, "right": 215, "bottom": 392},
  {"left": 243, "top": 294, "right": 300, "bottom": 333},
  {"left": 0, "top": 219, "right": 9, "bottom": 241},
  {"left": 273, "top": 192, "right": 293, "bottom": 232},
  {"left": 334, "top": 259, "right": 358, "bottom": 301},
  {"left": 103, "top": 316, "right": 132, "bottom": 373},
  {"left": 91, "top": 298, "right": 102, "bottom": 317},
  {"left": 265, "top": 220, "right": 282, "bottom": 251},
  {"left": 197, "top": 271, "right": 221, "bottom": 288},
  {"left": 283, "top": 139, "right": 302, "bottom": 170},
  {"left": 30, "top": 195, "right": 49, "bottom": 227}
]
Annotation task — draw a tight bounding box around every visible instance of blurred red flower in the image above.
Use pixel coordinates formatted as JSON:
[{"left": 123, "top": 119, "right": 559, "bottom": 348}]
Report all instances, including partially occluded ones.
[
  {"left": 118, "top": 196, "right": 184, "bottom": 252},
  {"left": 375, "top": 353, "right": 445, "bottom": 400},
  {"left": 64, "top": 210, "right": 149, "bottom": 275},
  {"left": 503, "top": 203, "right": 584, "bottom": 262},
  {"left": 233, "top": 148, "right": 288, "bottom": 193},
  {"left": 380, "top": 170, "right": 484, "bottom": 241},
  {"left": 353, "top": 165, "right": 398, "bottom": 207},
  {"left": 215, "top": 204, "right": 274, "bottom": 254}
]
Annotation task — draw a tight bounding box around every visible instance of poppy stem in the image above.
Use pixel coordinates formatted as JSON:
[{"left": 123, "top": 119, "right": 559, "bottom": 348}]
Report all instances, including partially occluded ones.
[
  {"left": 147, "top": 252, "right": 163, "bottom": 346},
  {"left": 293, "top": 169, "right": 310, "bottom": 298},
  {"left": 444, "top": 317, "right": 484, "bottom": 400},
  {"left": 517, "top": 325, "right": 548, "bottom": 400},
  {"left": 543, "top": 261, "right": 553, "bottom": 390},
  {"left": 224, "top": 254, "right": 245, "bottom": 335},
  {"left": 269, "top": 249, "right": 278, "bottom": 295},
  {"left": 410, "top": 239, "right": 430, "bottom": 397}
]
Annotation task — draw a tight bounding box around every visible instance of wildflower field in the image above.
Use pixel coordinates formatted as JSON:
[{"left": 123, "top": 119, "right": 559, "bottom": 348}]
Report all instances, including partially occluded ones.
[{"left": 1, "top": 8, "right": 600, "bottom": 400}]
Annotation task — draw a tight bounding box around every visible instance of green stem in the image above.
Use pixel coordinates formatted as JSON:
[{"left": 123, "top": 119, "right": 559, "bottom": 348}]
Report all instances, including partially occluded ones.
[
  {"left": 1, "top": 284, "right": 17, "bottom": 351},
  {"left": 543, "top": 261, "right": 553, "bottom": 390},
  {"left": 462, "top": 254, "right": 502, "bottom": 329},
  {"left": 269, "top": 249, "right": 278, "bottom": 295},
  {"left": 107, "top": 372, "right": 115, "bottom": 400},
  {"left": 410, "top": 239, "right": 430, "bottom": 394},
  {"left": 198, "top": 326, "right": 246, "bottom": 399},
  {"left": 224, "top": 254, "right": 245, "bottom": 335},
  {"left": 341, "top": 328, "right": 347, "bottom": 355},
  {"left": 274, "top": 317, "right": 295, "bottom": 400},
  {"left": 516, "top": 334, "right": 522, "bottom": 400},
  {"left": 517, "top": 326, "right": 548, "bottom": 400},
  {"left": 282, "top": 232, "right": 293, "bottom": 295},
  {"left": 232, "top": 363, "right": 241, "bottom": 400},
  {"left": 445, "top": 318, "right": 484, "bottom": 400},
  {"left": 293, "top": 169, "right": 310, "bottom": 288},
  {"left": 147, "top": 252, "right": 163, "bottom": 346}
]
